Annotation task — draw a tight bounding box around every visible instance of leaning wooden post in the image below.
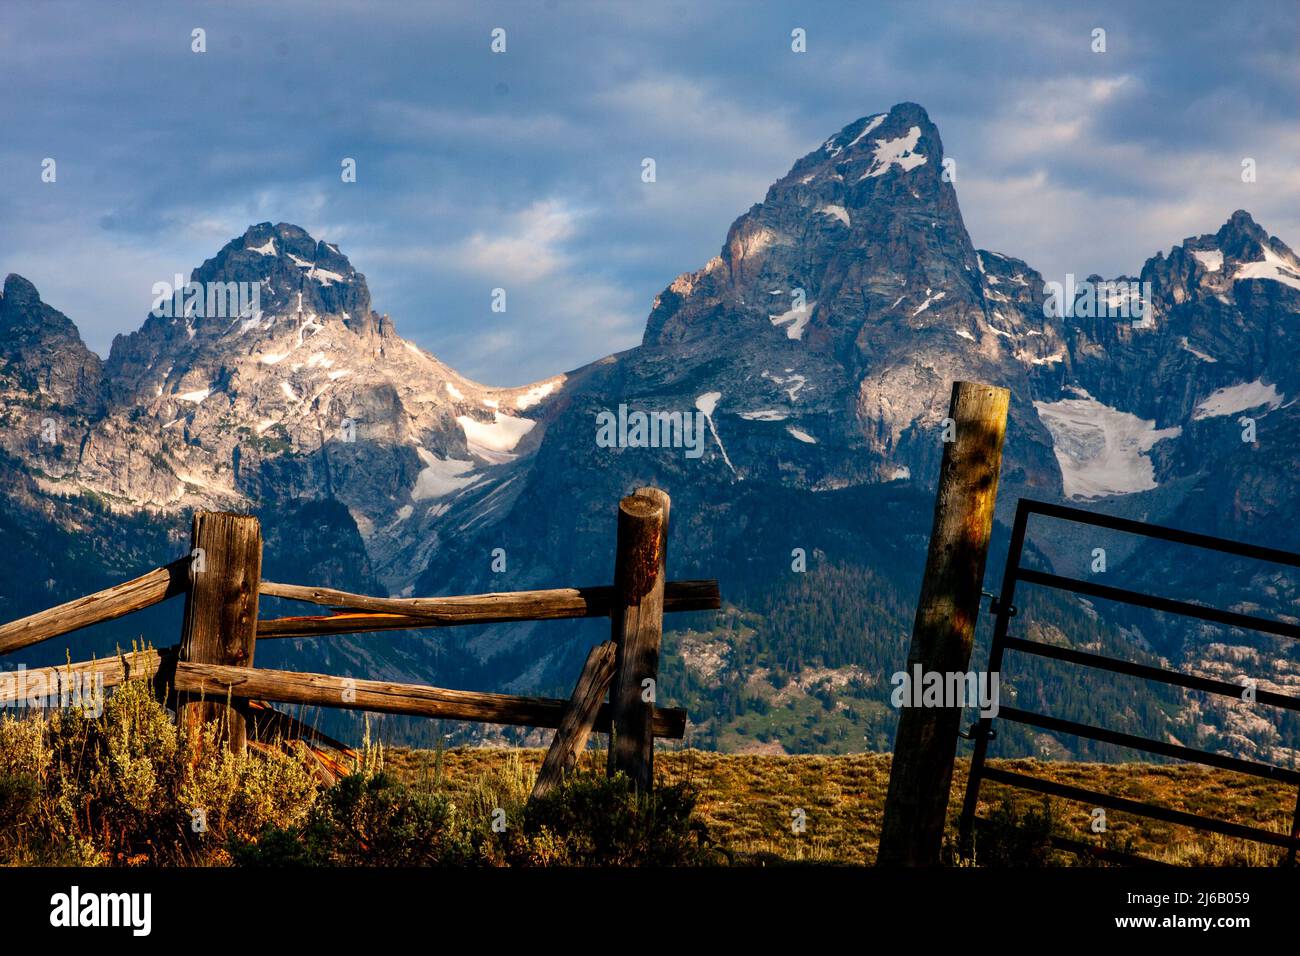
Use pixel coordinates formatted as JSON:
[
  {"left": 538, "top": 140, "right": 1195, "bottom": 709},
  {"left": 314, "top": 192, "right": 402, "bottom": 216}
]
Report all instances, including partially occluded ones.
[
  {"left": 177, "top": 512, "right": 263, "bottom": 754},
  {"left": 531, "top": 640, "right": 618, "bottom": 801},
  {"left": 606, "top": 488, "right": 669, "bottom": 791},
  {"left": 877, "top": 381, "right": 1009, "bottom": 866}
]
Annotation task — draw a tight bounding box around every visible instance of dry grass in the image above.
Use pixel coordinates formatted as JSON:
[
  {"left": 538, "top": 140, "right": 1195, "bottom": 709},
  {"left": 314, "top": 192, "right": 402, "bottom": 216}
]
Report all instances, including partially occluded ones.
[
  {"left": 6, "top": 676, "right": 1291, "bottom": 868},
  {"left": 385, "top": 746, "right": 1298, "bottom": 866}
]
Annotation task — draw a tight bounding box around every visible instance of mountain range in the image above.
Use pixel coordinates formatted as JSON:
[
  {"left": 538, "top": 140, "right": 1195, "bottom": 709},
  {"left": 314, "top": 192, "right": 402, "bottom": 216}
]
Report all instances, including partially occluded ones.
[{"left": 4, "top": 102, "right": 1299, "bottom": 759}]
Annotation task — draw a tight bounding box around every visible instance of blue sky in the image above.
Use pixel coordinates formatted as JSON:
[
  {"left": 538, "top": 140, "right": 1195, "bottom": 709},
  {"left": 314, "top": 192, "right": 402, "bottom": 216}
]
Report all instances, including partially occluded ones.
[{"left": 1, "top": 0, "right": 1296, "bottom": 385}]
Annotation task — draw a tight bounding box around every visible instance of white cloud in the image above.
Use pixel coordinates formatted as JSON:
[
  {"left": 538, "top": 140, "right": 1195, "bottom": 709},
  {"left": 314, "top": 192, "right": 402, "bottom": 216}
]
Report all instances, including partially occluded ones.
[{"left": 450, "top": 200, "right": 580, "bottom": 282}]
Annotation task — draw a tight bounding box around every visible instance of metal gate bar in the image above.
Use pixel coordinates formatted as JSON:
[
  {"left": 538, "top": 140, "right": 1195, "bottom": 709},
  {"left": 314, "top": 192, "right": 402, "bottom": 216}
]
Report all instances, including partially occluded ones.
[
  {"left": 1017, "top": 568, "right": 1300, "bottom": 640},
  {"left": 1002, "top": 636, "right": 1300, "bottom": 710},
  {"left": 957, "top": 498, "right": 1300, "bottom": 866},
  {"left": 981, "top": 766, "right": 1300, "bottom": 851},
  {"left": 998, "top": 706, "right": 1300, "bottom": 785}
]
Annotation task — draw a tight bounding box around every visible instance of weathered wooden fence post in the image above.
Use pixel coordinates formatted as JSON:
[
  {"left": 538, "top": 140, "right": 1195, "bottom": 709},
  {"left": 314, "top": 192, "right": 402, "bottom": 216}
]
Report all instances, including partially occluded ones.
[
  {"left": 607, "top": 487, "right": 669, "bottom": 791},
  {"left": 531, "top": 640, "right": 618, "bottom": 801},
  {"left": 877, "top": 381, "right": 1010, "bottom": 866},
  {"left": 177, "top": 511, "right": 263, "bottom": 753}
]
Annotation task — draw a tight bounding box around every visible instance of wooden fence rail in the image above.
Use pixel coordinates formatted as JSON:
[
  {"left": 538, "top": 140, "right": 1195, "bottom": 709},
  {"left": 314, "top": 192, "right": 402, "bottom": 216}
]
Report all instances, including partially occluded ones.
[
  {"left": 172, "top": 660, "right": 687, "bottom": 737},
  {"left": 0, "top": 486, "right": 714, "bottom": 797},
  {"left": 0, "top": 645, "right": 173, "bottom": 706},
  {"left": 0, "top": 560, "right": 188, "bottom": 656},
  {"left": 255, "top": 579, "right": 720, "bottom": 637}
]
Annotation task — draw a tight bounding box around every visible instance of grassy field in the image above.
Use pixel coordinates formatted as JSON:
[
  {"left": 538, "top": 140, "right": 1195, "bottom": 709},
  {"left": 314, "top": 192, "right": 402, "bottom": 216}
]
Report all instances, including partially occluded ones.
[
  {"left": 383, "top": 746, "right": 1298, "bottom": 866},
  {"left": 3, "top": 677, "right": 1292, "bottom": 867}
]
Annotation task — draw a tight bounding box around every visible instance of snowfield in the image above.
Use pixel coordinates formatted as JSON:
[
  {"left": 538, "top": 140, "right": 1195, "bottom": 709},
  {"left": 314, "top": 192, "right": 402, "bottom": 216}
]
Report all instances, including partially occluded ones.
[
  {"left": 1232, "top": 246, "right": 1300, "bottom": 292},
  {"left": 457, "top": 412, "right": 536, "bottom": 464},
  {"left": 1192, "top": 249, "right": 1224, "bottom": 272},
  {"left": 412, "top": 449, "right": 476, "bottom": 500},
  {"left": 695, "top": 391, "right": 738, "bottom": 476},
  {"left": 1193, "top": 379, "right": 1284, "bottom": 420},
  {"left": 1034, "top": 394, "right": 1182, "bottom": 499}
]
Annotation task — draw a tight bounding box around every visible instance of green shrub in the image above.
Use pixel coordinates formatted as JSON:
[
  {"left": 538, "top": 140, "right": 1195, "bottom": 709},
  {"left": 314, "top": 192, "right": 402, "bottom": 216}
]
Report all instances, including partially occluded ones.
[
  {"left": 1, "top": 667, "right": 717, "bottom": 868},
  {"left": 232, "top": 771, "right": 474, "bottom": 866},
  {"left": 234, "top": 767, "right": 718, "bottom": 868},
  {"left": 0, "top": 773, "right": 39, "bottom": 830},
  {"left": 489, "top": 772, "right": 719, "bottom": 867},
  {"left": 0, "top": 671, "right": 321, "bottom": 866}
]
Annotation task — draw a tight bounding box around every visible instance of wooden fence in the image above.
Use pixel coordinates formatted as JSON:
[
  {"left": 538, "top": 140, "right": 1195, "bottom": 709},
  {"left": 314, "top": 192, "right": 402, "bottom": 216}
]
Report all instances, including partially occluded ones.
[{"left": 0, "top": 486, "right": 719, "bottom": 800}]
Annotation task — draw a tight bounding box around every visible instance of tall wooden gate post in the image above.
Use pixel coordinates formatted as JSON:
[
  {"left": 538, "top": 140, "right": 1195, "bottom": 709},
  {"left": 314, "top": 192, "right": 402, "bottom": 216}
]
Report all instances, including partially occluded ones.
[
  {"left": 177, "top": 511, "right": 263, "bottom": 753},
  {"left": 877, "top": 381, "right": 1010, "bottom": 866},
  {"left": 607, "top": 487, "right": 669, "bottom": 791}
]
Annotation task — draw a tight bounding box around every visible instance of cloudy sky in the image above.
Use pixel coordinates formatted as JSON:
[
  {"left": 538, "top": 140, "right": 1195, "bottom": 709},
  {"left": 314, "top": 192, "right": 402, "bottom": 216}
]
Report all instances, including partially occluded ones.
[{"left": 1, "top": 0, "right": 1296, "bottom": 384}]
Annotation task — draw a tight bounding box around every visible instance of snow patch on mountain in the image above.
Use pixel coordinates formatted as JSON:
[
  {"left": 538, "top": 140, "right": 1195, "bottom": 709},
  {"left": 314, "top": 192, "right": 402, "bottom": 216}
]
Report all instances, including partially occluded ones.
[
  {"left": 457, "top": 412, "right": 536, "bottom": 464},
  {"left": 695, "top": 391, "right": 738, "bottom": 477},
  {"left": 412, "top": 449, "right": 476, "bottom": 501},
  {"left": 762, "top": 370, "right": 808, "bottom": 401},
  {"left": 769, "top": 302, "right": 814, "bottom": 340},
  {"left": 846, "top": 114, "right": 885, "bottom": 149},
  {"left": 1179, "top": 338, "right": 1217, "bottom": 363},
  {"left": 1034, "top": 394, "right": 1183, "bottom": 499},
  {"left": 817, "top": 204, "right": 850, "bottom": 227},
  {"left": 1192, "top": 249, "right": 1223, "bottom": 272},
  {"left": 1232, "top": 246, "right": 1300, "bottom": 292},
  {"left": 515, "top": 380, "right": 559, "bottom": 409},
  {"left": 1027, "top": 351, "right": 1066, "bottom": 366},
  {"left": 310, "top": 266, "right": 346, "bottom": 287},
  {"left": 861, "top": 126, "right": 927, "bottom": 179},
  {"left": 911, "top": 289, "right": 945, "bottom": 316},
  {"left": 1192, "top": 380, "right": 1283, "bottom": 420}
]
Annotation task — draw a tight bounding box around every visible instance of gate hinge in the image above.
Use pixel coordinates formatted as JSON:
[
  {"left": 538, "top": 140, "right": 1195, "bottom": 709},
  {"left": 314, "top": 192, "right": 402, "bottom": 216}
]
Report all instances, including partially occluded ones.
[{"left": 982, "top": 590, "right": 1016, "bottom": 617}]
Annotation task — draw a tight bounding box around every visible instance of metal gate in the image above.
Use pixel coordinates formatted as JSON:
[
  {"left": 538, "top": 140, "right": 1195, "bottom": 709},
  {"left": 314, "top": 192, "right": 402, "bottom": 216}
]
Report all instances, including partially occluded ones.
[{"left": 958, "top": 498, "right": 1300, "bottom": 866}]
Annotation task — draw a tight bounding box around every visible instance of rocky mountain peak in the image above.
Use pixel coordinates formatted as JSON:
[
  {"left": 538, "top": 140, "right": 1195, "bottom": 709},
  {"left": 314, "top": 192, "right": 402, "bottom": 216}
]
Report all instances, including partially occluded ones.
[
  {"left": 193, "top": 222, "right": 375, "bottom": 332},
  {"left": 3, "top": 273, "right": 43, "bottom": 309},
  {"left": 103, "top": 223, "right": 393, "bottom": 407},
  {"left": 785, "top": 101, "right": 942, "bottom": 190},
  {"left": 1133, "top": 209, "right": 1300, "bottom": 327},
  {"left": 0, "top": 273, "right": 103, "bottom": 413},
  {"left": 1214, "top": 209, "right": 1269, "bottom": 258},
  {"left": 0, "top": 226, "right": 568, "bottom": 592},
  {"left": 643, "top": 102, "right": 974, "bottom": 352}
]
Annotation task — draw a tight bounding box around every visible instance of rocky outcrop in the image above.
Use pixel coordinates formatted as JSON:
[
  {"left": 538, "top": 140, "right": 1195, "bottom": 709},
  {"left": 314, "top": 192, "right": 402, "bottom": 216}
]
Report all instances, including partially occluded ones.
[{"left": 0, "top": 273, "right": 103, "bottom": 413}]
